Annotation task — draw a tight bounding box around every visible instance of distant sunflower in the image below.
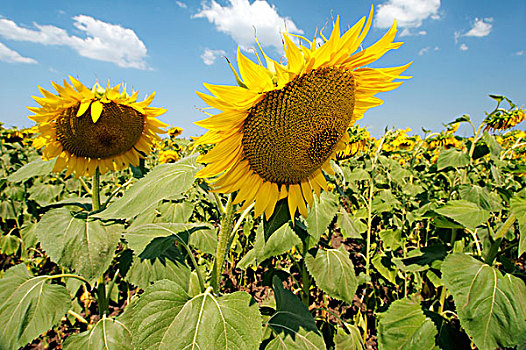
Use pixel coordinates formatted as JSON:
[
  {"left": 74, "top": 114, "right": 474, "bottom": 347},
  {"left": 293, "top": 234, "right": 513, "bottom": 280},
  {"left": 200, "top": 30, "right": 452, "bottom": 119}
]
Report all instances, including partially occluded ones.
[
  {"left": 29, "top": 76, "right": 168, "bottom": 177},
  {"left": 168, "top": 126, "right": 184, "bottom": 138},
  {"left": 484, "top": 108, "right": 525, "bottom": 132},
  {"left": 336, "top": 126, "right": 370, "bottom": 160},
  {"left": 195, "top": 7, "right": 410, "bottom": 219},
  {"left": 159, "top": 150, "right": 180, "bottom": 164}
]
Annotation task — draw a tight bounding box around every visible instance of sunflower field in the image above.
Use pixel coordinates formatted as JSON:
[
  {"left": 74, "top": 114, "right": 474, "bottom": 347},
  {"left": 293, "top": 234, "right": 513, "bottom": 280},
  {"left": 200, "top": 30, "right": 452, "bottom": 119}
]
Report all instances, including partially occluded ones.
[{"left": 1, "top": 9, "right": 526, "bottom": 350}]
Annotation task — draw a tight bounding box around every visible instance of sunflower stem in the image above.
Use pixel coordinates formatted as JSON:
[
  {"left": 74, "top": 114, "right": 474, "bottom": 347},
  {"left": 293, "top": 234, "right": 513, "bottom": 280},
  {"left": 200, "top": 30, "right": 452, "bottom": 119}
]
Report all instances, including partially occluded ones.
[
  {"left": 92, "top": 168, "right": 101, "bottom": 211},
  {"left": 96, "top": 275, "right": 108, "bottom": 317},
  {"left": 300, "top": 243, "right": 311, "bottom": 307},
  {"left": 211, "top": 194, "right": 234, "bottom": 293}
]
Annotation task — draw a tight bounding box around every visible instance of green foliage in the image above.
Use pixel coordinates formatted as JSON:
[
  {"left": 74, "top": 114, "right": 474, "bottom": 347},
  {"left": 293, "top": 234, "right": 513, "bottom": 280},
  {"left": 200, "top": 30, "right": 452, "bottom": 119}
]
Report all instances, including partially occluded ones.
[{"left": 63, "top": 317, "right": 133, "bottom": 350}]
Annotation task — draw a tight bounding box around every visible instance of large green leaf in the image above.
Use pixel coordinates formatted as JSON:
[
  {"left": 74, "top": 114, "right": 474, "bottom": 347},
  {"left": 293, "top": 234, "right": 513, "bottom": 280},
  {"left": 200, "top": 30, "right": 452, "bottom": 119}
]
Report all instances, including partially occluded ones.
[
  {"left": 37, "top": 208, "right": 121, "bottom": 284},
  {"left": 155, "top": 200, "right": 195, "bottom": 223},
  {"left": 28, "top": 183, "right": 63, "bottom": 206},
  {"left": 305, "top": 248, "right": 357, "bottom": 305},
  {"left": 264, "top": 199, "right": 290, "bottom": 241},
  {"left": 441, "top": 253, "right": 526, "bottom": 350},
  {"left": 63, "top": 317, "right": 133, "bottom": 350},
  {"left": 434, "top": 200, "right": 490, "bottom": 231},
  {"left": 377, "top": 295, "right": 438, "bottom": 350},
  {"left": 265, "top": 276, "right": 325, "bottom": 349},
  {"left": 458, "top": 184, "right": 503, "bottom": 212},
  {"left": 436, "top": 149, "right": 469, "bottom": 171},
  {"left": 7, "top": 158, "right": 55, "bottom": 183},
  {"left": 128, "top": 279, "right": 262, "bottom": 350},
  {"left": 255, "top": 224, "right": 301, "bottom": 263},
  {"left": 98, "top": 154, "right": 200, "bottom": 220},
  {"left": 0, "top": 264, "right": 71, "bottom": 350},
  {"left": 124, "top": 222, "right": 212, "bottom": 255},
  {"left": 125, "top": 257, "right": 190, "bottom": 291},
  {"left": 337, "top": 210, "right": 366, "bottom": 239},
  {"left": 305, "top": 192, "right": 338, "bottom": 246},
  {"left": 511, "top": 196, "right": 526, "bottom": 257}
]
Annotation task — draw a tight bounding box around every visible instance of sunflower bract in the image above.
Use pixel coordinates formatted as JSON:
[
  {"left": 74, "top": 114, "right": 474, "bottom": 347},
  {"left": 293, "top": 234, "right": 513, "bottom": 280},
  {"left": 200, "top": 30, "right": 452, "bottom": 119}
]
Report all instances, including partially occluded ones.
[
  {"left": 195, "top": 6, "right": 411, "bottom": 220},
  {"left": 28, "top": 76, "right": 168, "bottom": 177}
]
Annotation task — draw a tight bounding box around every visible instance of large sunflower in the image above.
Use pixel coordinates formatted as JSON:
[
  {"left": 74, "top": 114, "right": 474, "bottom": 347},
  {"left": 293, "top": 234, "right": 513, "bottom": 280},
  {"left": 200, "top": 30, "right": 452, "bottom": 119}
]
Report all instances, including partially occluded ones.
[
  {"left": 195, "top": 7, "right": 410, "bottom": 219},
  {"left": 29, "top": 76, "right": 168, "bottom": 177}
]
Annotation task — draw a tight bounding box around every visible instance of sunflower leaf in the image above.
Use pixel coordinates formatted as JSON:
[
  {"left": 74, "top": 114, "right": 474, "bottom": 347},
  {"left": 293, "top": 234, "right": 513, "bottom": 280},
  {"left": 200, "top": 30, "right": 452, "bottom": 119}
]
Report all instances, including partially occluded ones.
[
  {"left": 36, "top": 208, "right": 122, "bottom": 284},
  {"left": 98, "top": 154, "right": 201, "bottom": 220},
  {"left": 63, "top": 317, "right": 133, "bottom": 350},
  {"left": 0, "top": 264, "right": 71, "bottom": 350},
  {"left": 441, "top": 253, "right": 526, "bottom": 350},
  {"left": 7, "top": 158, "right": 55, "bottom": 183},
  {"left": 510, "top": 196, "right": 526, "bottom": 257},
  {"left": 264, "top": 198, "right": 290, "bottom": 241}
]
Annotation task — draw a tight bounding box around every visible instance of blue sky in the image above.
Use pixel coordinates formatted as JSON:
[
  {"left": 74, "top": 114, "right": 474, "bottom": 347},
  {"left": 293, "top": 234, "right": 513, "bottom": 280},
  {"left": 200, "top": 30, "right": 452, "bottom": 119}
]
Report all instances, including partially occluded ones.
[{"left": 0, "top": 0, "right": 524, "bottom": 138}]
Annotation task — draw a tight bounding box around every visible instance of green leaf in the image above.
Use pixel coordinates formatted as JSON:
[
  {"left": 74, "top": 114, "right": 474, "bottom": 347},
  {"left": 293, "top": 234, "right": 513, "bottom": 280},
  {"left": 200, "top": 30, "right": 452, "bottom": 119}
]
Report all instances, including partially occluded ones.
[
  {"left": 458, "top": 184, "right": 503, "bottom": 212},
  {"left": 264, "top": 199, "right": 290, "bottom": 241},
  {"left": 0, "top": 234, "right": 20, "bottom": 255},
  {"left": 334, "top": 326, "right": 364, "bottom": 350},
  {"left": 0, "top": 264, "right": 71, "bottom": 350},
  {"left": 441, "top": 253, "right": 526, "bottom": 350},
  {"left": 124, "top": 222, "right": 212, "bottom": 256},
  {"left": 7, "top": 158, "right": 55, "bottom": 183},
  {"left": 98, "top": 154, "right": 200, "bottom": 220},
  {"left": 125, "top": 257, "right": 190, "bottom": 291},
  {"left": 482, "top": 132, "right": 502, "bottom": 158},
  {"left": 305, "top": 192, "right": 338, "bottom": 245},
  {"left": 254, "top": 223, "right": 301, "bottom": 264},
  {"left": 63, "top": 317, "right": 133, "bottom": 350},
  {"left": 305, "top": 248, "right": 357, "bottom": 305},
  {"left": 155, "top": 200, "right": 194, "bottom": 223},
  {"left": 27, "top": 183, "right": 62, "bottom": 206},
  {"left": 379, "top": 229, "right": 402, "bottom": 251},
  {"left": 377, "top": 295, "right": 438, "bottom": 350},
  {"left": 266, "top": 276, "right": 325, "bottom": 349},
  {"left": 337, "top": 211, "right": 366, "bottom": 239},
  {"left": 434, "top": 200, "right": 490, "bottom": 231},
  {"left": 371, "top": 253, "right": 397, "bottom": 284},
  {"left": 436, "top": 149, "right": 469, "bottom": 171},
  {"left": 511, "top": 196, "right": 526, "bottom": 257},
  {"left": 37, "top": 208, "right": 121, "bottom": 284},
  {"left": 189, "top": 226, "right": 218, "bottom": 255},
  {"left": 128, "top": 280, "right": 262, "bottom": 350},
  {"left": 451, "top": 114, "right": 471, "bottom": 124}
]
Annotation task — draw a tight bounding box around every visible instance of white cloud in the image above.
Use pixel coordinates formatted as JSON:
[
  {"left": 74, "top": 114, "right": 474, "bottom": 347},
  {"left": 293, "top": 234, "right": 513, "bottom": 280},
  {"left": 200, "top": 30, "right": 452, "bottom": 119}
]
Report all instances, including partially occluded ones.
[
  {"left": 176, "top": 1, "right": 187, "bottom": 8},
  {"left": 464, "top": 17, "right": 493, "bottom": 37},
  {"left": 0, "top": 15, "right": 149, "bottom": 69},
  {"left": 193, "top": 0, "right": 303, "bottom": 50},
  {"left": 460, "top": 43, "right": 468, "bottom": 51},
  {"left": 0, "top": 41, "right": 37, "bottom": 64},
  {"left": 374, "top": 0, "right": 440, "bottom": 33},
  {"left": 201, "top": 48, "right": 226, "bottom": 65},
  {"left": 418, "top": 47, "right": 430, "bottom": 55},
  {"left": 517, "top": 50, "right": 524, "bottom": 56}
]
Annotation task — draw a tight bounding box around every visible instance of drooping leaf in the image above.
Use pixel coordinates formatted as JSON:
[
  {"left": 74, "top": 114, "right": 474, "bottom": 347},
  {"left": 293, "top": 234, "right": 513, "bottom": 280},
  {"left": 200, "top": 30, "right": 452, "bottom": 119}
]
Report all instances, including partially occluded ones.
[
  {"left": 98, "top": 154, "right": 201, "bottom": 220},
  {"left": 125, "top": 257, "right": 190, "bottom": 291},
  {"left": 27, "top": 183, "right": 62, "bottom": 206},
  {"left": 379, "top": 229, "right": 402, "bottom": 251},
  {"left": 377, "top": 295, "right": 438, "bottom": 350},
  {"left": 337, "top": 210, "right": 366, "bottom": 239},
  {"left": 0, "top": 264, "right": 71, "bottom": 350},
  {"left": 7, "top": 158, "right": 55, "bottom": 183},
  {"left": 155, "top": 200, "right": 195, "bottom": 223},
  {"left": 305, "top": 248, "right": 357, "bottom": 305},
  {"left": 436, "top": 149, "right": 469, "bottom": 171},
  {"left": 334, "top": 326, "right": 364, "bottom": 350},
  {"left": 37, "top": 208, "right": 121, "bottom": 284},
  {"left": 254, "top": 223, "right": 301, "bottom": 264},
  {"left": 510, "top": 196, "right": 526, "bottom": 257},
  {"left": 434, "top": 200, "right": 490, "bottom": 231},
  {"left": 266, "top": 276, "right": 325, "bottom": 349},
  {"left": 458, "top": 184, "right": 503, "bottom": 212},
  {"left": 0, "top": 234, "right": 20, "bottom": 255},
  {"left": 128, "top": 279, "right": 262, "bottom": 350},
  {"left": 441, "top": 253, "right": 526, "bottom": 350},
  {"left": 63, "top": 317, "right": 133, "bottom": 350},
  {"left": 305, "top": 192, "right": 338, "bottom": 245},
  {"left": 188, "top": 226, "right": 218, "bottom": 255},
  {"left": 264, "top": 199, "right": 290, "bottom": 241}
]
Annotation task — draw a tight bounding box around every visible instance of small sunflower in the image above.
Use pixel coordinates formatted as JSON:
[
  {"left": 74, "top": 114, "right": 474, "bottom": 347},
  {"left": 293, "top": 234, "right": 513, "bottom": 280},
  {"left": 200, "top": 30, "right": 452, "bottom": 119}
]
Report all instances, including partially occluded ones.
[
  {"left": 2, "top": 130, "right": 25, "bottom": 144},
  {"left": 194, "top": 7, "right": 410, "bottom": 219},
  {"left": 159, "top": 150, "right": 180, "bottom": 164},
  {"left": 336, "top": 126, "right": 370, "bottom": 160},
  {"left": 28, "top": 76, "right": 168, "bottom": 177},
  {"left": 168, "top": 126, "right": 184, "bottom": 138},
  {"left": 484, "top": 108, "right": 525, "bottom": 132},
  {"left": 427, "top": 134, "right": 463, "bottom": 150}
]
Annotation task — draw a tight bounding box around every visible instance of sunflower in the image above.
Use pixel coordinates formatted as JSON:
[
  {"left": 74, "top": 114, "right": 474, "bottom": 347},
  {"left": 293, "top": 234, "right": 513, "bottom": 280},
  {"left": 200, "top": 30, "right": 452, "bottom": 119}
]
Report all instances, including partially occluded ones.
[
  {"left": 195, "top": 7, "right": 410, "bottom": 219},
  {"left": 168, "top": 126, "right": 184, "bottom": 138},
  {"left": 484, "top": 108, "right": 526, "bottom": 132},
  {"left": 336, "top": 126, "right": 370, "bottom": 160},
  {"left": 159, "top": 149, "right": 180, "bottom": 164},
  {"left": 28, "top": 76, "right": 168, "bottom": 177}
]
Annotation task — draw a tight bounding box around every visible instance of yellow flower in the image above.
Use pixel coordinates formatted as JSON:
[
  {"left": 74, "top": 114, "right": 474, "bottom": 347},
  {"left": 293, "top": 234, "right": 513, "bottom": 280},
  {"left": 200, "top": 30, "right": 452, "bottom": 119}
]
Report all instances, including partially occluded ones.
[
  {"left": 168, "top": 126, "right": 184, "bottom": 138},
  {"left": 159, "top": 150, "right": 180, "bottom": 164},
  {"left": 28, "top": 76, "right": 168, "bottom": 177},
  {"left": 446, "top": 122, "right": 459, "bottom": 133},
  {"left": 194, "top": 7, "right": 410, "bottom": 219},
  {"left": 2, "top": 130, "right": 25, "bottom": 144},
  {"left": 336, "top": 126, "right": 370, "bottom": 160},
  {"left": 484, "top": 108, "right": 526, "bottom": 132}
]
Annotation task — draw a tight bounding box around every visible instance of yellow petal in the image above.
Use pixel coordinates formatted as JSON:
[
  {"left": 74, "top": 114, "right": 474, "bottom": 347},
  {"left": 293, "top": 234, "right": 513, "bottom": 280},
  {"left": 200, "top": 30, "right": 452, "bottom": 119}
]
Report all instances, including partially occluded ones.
[{"left": 90, "top": 101, "right": 103, "bottom": 123}]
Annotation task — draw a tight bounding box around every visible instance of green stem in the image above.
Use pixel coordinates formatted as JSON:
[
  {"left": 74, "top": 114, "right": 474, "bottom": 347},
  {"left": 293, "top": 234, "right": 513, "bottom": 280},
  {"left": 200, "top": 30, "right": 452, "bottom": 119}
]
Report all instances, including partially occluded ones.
[
  {"left": 102, "top": 178, "right": 133, "bottom": 209},
  {"left": 438, "top": 285, "right": 447, "bottom": 315},
  {"left": 365, "top": 178, "right": 374, "bottom": 277},
  {"left": 106, "top": 269, "right": 119, "bottom": 305},
  {"left": 485, "top": 213, "right": 516, "bottom": 265},
  {"left": 179, "top": 240, "right": 206, "bottom": 293},
  {"left": 46, "top": 273, "right": 92, "bottom": 289},
  {"left": 211, "top": 194, "right": 234, "bottom": 293},
  {"left": 300, "top": 243, "right": 311, "bottom": 307},
  {"left": 92, "top": 168, "right": 101, "bottom": 211},
  {"left": 96, "top": 275, "right": 108, "bottom": 317}
]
